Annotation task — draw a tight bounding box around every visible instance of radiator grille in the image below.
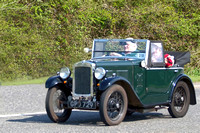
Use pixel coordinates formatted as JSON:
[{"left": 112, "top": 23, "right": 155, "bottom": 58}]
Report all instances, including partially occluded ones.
[{"left": 74, "top": 67, "right": 91, "bottom": 94}]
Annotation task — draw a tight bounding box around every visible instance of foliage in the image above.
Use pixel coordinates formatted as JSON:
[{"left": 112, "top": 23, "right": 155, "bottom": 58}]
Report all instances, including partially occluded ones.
[{"left": 0, "top": 0, "right": 199, "bottom": 81}]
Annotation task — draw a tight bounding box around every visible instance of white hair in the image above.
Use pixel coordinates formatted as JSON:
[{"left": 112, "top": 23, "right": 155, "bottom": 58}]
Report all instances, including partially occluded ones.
[{"left": 126, "top": 38, "right": 134, "bottom": 40}]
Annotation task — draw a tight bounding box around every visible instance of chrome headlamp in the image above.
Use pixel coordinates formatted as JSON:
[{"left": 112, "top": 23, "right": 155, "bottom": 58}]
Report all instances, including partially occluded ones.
[
  {"left": 60, "top": 67, "right": 71, "bottom": 79},
  {"left": 95, "top": 67, "right": 106, "bottom": 80}
]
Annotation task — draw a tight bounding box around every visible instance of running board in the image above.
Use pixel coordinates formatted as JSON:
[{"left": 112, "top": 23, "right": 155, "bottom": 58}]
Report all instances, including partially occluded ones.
[{"left": 136, "top": 106, "right": 169, "bottom": 113}]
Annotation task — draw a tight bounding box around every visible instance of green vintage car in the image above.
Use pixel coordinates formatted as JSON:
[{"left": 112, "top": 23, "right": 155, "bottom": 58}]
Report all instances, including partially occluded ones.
[{"left": 45, "top": 38, "right": 196, "bottom": 126}]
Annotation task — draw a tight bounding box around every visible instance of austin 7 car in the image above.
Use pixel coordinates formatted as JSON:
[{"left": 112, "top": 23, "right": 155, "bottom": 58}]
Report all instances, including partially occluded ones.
[{"left": 45, "top": 38, "right": 196, "bottom": 126}]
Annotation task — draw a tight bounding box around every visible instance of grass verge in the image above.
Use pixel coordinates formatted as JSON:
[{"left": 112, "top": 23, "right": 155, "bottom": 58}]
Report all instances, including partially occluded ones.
[
  {"left": 0, "top": 76, "right": 49, "bottom": 86},
  {"left": 0, "top": 75, "right": 199, "bottom": 86},
  {"left": 190, "top": 75, "right": 200, "bottom": 83}
]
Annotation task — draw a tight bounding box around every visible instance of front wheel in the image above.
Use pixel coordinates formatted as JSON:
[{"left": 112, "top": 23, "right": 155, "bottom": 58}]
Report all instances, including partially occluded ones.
[
  {"left": 99, "top": 84, "right": 128, "bottom": 126},
  {"left": 45, "top": 86, "right": 72, "bottom": 123},
  {"left": 168, "top": 81, "right": 190, "bottom": 118}
]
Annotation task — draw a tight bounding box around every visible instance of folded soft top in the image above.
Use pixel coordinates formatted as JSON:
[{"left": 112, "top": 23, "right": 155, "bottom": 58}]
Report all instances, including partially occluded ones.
[{"left": 164, "top": 51, "right": 190, "bottom": 67}]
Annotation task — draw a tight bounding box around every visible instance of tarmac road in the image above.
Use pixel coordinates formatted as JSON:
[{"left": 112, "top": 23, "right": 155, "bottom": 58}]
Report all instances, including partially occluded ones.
[{"left": 0, "top": 84, "right": 199, "bottom": 133}]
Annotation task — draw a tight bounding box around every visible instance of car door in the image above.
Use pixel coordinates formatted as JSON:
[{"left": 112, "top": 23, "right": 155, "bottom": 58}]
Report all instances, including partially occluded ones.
[
  {"left": 142, "top": 41, "right": 170, "bottom": 105},
  {"left": 145, "top": 68, "right": 169, "bottom": 104}
]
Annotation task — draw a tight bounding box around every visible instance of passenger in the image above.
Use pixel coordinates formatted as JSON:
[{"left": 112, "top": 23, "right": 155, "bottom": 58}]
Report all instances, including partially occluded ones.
[
  {"left": 151, "top": 44, "right": 163, "bottom": 62},
  {"left": 165, "top": 54, "right": 174, "bottom": 67}
]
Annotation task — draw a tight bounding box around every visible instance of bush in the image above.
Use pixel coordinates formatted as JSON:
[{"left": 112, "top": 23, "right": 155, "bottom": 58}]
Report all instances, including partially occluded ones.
[{"left": 0, "top": 0, "right": 199, "bottom": 81}]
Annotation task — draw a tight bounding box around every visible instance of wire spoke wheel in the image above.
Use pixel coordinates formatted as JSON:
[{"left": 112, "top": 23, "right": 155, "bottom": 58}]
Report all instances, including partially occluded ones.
[
  {"left": 107, "top": 91, "right": 123, "bottom": 120},
  {"left": 100, "top": 84, "right": 128, "bottom": 126},
  {"left": 173, "top": 87, "right": 186, "bottom": 112},
  {"left": 46, "top": 86, "right": 72, "bottom": 123},
  {"left": 52, "top": 90, "right": 65, "bottom": 116},
  {"left": 168, "top": 81, "right": 190, "bottom": 118}
]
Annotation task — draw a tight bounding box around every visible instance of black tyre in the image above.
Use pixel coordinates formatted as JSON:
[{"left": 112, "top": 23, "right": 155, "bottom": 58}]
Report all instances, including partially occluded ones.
[
  {"left": 45, "top": 86, "right": 72, "bottom": 123},
  {"left": 99, "top": 84, "right": 128, "bottom": 126},
  {"left": 168, "top": 81, "right": 190, "bottom": 118}
]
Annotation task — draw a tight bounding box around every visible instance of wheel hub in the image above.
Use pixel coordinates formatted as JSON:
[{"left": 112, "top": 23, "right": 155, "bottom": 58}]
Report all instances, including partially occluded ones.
[
  {"left": 56, "top": 99, "right": 63, "bottom": 110},
  {"left": 108, "top": 99, "right": 119, "bottom": 111},
  {"left": 181, "top": 96, "right": 184, "bottom": 101},
  {"left": 174, "top": 92, "right": 185, "bottom": 106},
  {"left": 55, "top": 93, "right": 66, "bottom": 110},
  {"left": 116, "top": 103, "right": 120, "bottom": 109}
]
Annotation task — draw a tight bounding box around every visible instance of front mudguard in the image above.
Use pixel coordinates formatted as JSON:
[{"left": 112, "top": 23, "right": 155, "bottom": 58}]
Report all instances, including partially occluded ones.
[
  {"left": 45, "top": 76, "right": 72, "bottom": 91},
  {"left": 99, "top": 77, "right": 130, "bottom": 91},
  {"left": 45, "top": 75, "right": 62, "bottom": 88},
  {"left": 98, "top": 76, "right": 143, "bottom": 107}
]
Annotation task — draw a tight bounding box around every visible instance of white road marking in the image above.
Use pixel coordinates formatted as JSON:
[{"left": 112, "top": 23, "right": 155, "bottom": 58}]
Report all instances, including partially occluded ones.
[
  {"left": 0, "top": 111, "right": 46, "bottom": 118},
  {"left": 0, "top": 110, "right": 98, "bottom": 118}
]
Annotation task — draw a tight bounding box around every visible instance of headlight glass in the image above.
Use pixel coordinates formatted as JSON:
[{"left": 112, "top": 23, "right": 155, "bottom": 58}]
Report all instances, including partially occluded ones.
[
  {"left": 95, "top": 67, "right": 106, "bottom": 80},
  {"left": 60, "top": 67, "right": 71, "bottom": 79}
]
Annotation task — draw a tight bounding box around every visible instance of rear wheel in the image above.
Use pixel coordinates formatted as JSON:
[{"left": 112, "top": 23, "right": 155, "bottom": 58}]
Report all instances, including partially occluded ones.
[
  {"left": 99, "top": 84, "right": 128, "bottom": 126},
  {"left": 168, "top": 81, "right": 190, "bottom": 118},
  {"left": 45, "top": 86, "right": 72, "bottom": 123}
]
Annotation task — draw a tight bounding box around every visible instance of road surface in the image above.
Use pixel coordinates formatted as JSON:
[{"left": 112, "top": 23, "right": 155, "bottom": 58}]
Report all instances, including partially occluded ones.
[{"left": 0, "top": 84, "right": 199, "bottom": 133}]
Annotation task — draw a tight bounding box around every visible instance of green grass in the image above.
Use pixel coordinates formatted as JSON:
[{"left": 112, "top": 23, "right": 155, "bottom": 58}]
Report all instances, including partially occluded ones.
[
  {"left": 1, "top": 76, "right": 49, "bottom": 86},
  {"left": 190, "top": 75, "right": 200, "bottom": 83},
  {"left": 1, "top": 75, "right": 199, "bottom": 86}
]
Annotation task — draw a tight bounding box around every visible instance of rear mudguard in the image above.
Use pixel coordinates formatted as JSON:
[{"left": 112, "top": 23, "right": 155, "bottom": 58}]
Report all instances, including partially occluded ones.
[
  {"left": 99, "top": 76, "right": 143, "bottom": 107},
  {"left": 170, "top": 74, "right": 196, "bottom": 105}
]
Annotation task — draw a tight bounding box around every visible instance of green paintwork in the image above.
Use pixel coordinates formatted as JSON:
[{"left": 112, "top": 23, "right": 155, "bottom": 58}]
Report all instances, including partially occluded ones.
[
  {"left": 94, "top": 59, "right": 184, "bottom": 106},
  {"left": 143, "top": 68, "right": 183, "bottom": 104},
  {"left": 95, "top": 59, "right": 141, "bottom": 86},
  {"left": 89, "top": 39, "right": 190, "bottom": 106}
]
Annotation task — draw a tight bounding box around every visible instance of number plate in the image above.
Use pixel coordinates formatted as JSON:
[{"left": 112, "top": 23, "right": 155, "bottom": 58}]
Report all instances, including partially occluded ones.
[{"left": 69, "top": 100, "right": 96, "bottom": 109}]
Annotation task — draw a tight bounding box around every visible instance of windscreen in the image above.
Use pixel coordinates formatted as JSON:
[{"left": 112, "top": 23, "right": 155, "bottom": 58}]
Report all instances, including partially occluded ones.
[{"left": 93, "top": 39, "right": 147, "bottom": 59}]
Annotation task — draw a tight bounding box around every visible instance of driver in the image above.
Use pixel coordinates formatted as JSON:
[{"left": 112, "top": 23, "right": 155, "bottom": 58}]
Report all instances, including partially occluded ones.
[
  {"left": 124, "top": 41, "right": 137, "bottom": 54},
  {"left": 110, "top": 41, "right": 138, "bottom": 56}
]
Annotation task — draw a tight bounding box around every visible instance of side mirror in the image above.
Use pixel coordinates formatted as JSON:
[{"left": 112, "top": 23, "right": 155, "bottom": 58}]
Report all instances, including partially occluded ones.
[
  {"left": 141, "top": 60, "right": 147, "bottom": 68},
  {"left": 84, "top": 48, "right": 92, "bottom": 53}
]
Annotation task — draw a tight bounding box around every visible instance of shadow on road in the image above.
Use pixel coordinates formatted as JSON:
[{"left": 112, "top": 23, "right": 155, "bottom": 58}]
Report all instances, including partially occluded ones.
[{"left": 7, "top": 110, "right": 171, "bottom": 126}]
